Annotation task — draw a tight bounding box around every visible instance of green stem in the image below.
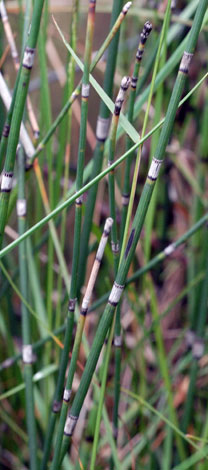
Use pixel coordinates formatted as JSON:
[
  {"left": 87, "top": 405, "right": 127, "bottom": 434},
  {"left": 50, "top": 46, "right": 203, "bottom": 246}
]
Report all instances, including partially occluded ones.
[
  {"left": 120, "top": 20, "right": 152, "bottom": 240},
  {"left": 77, "top": 0, "right": 128, "bottom": 290},
  {"left": 17, "top": 148, "right": 37, "bottom": 470},
  {"left": 50, "top": 2, "right": 97, "bottom": 468},
  {"left": 60, "top": 0, "right": 208, "bottom": 449},
  {"left": 0, "top": 0, "right": 45, "bottom": 247}
]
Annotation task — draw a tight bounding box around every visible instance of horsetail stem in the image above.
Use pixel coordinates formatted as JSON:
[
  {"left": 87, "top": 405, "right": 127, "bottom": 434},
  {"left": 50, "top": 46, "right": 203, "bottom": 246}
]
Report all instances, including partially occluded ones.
[
  {"left": 70, "top": 79, "right": 130, "bottom": 462},
  {"left": 108, "top": 76, "right": 130, "bottom": 271},
  {"left": 72, "top": 1, "right": 132, "bottom": 289},
  {"left": 51, "top": 218, "right": 113, "bottom": 468},
  {"left": 112, "top": 25, "right": 151, "bottom": 454},
  {"left": 59, "top": 0, "right": 208, "bottom": 444},
  {"left": 112, "top": 16, "right": 165, "bottom": 453},
  {"left": 17, "top": 147, "right": 37, "bottom": 470},
  {"left": 0, "top": 0, "right": 39, "bottom": 138},
  {"left": 47, "top": 3, "right": 97, "bottom": 468},
  {"left": 40, "top": 7, "right": 79, "bottom": 468},
  {"left": 79, "top": 217, "right": 113, "bottom": 317},
  {"left": 67, "top": 0, "right": 97, "bottom": 365},
  {"left": 55, "top": 0, "right": 79, "bottom": 328},
  {"left": 120, "top": 0, "right": 171, "bottom": 264},
  {"left": 0, "top": 0, "right": 45, "bottom": 247},
  {"left": 106, "top": 77, "right": 130, "bottom": 456},
  {"left": 0, "top": 64, "right": 22, "bottom": 172},
  {"left": 0, "top": 72, "right": 35, "bottom": 160},
  {"left": 90, "top": 315, "right": 117, "bottom": 470},
  {"left": 120, "top": 20, "right": 152, "bottom": 240}
]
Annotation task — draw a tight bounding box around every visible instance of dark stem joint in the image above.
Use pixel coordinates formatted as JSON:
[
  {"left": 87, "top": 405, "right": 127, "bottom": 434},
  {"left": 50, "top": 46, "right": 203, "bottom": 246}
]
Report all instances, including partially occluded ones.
[
  {"left": 192, "top": 337, "right": 204, "bottom": 360},
  {"left": 122, "top": 193, "right": 129, "bottom": 206},
  {"left": 114, "top": 104, "right": 121, "bottom": 116},
  {"left": 22, "top": 47, "right": 35, "bottom": 70},
  {"left": 131, "top": 76, "right": 138, "bottom": 88},
  {"left": 81, "top": 308, "right": 88, "bottom": 316},
  {"left": 141, "top": 21, "right": 152, "bottom": 43},
  {"left": 136, "top": 49, "right": 144, "bottom": 61},
  {"left": 2, "top": 123, "right": 10, "bottom": 138},
  {"left": 113, "top": 424, "right": 118, "bottom": 440},
  {"left": 68, "top": 298, "right": 77, "bottom": 312},
  {"left": 179, "top": 51, "right": 193, "bottom": 75},
  {"left": 64, "top": 414, "right": 78, "bottom": 436},
  {"left": 111, "top": 241, "right": 120, "bottom": 254},
  {"left": 1, "top": 171, "right": 13, "bottom": 192},
  {"left": 114, "top": 335, "right": 122, "bottom": 347},
  {"left": 63, "top": 389, "right": 72, "bottom": 403},
  {"left": 75, "top": 195, "right": 83, "bottom": 206},
  {"left": 52, "top": 400, "right": 62, "bottom": 413},
  {"left": 108, "top": 282, "right": 124, "bottom": 306}
]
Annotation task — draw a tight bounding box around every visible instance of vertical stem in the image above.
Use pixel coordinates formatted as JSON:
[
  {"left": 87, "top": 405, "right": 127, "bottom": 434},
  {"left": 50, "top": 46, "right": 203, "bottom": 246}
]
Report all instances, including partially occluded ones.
[
  {"left": 0, "top": 0, "right": 39, "bottom": 138},
  {"left": 77, "top": 0, "right": 131, "bottom": 290},
  {"left": 56, "top": 218, "right": 113, "bottom": 465},
  {"left": 120, "top": 20, "right": 152, "bottom": 240},
  {"left": 0, "top": 0, "right": 45, "bottom": 247},
  {"left": 17, "top": 147, "right": 37, "bottom": 470},
  {"left": 49, "top": 2, "right": 97, "bottom": 468},
  {"left": 55, "top": 0, "right": 79, "bottom": 328},
  {"left": 120, "top": 0, "right": 171, "bottom": 263}
]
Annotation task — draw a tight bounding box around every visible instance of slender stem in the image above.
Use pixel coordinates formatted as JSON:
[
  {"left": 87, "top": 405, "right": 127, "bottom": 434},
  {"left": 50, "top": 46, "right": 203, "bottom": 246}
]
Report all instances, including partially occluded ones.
[
  {"left": 17, "top": 147, "right": 38, "bottom": 470},
  {"left": 107, "top": 77, "right": 130, "bottom": 462},
  {"left": 120, "top": 20, "right": 152, "bottom": 240},
  {"left": 76, "top": 1, "right": 132, "bottom": 290},
  {"left": 53, "top": 218, "right": 113, "bottom": 466},
  {"left": 55, "top": 0, "right": 79, "bottom": 329},
  {"left": 0, "top": 72, "right": 35, "bottom": 160},
  {"left": 90, "top": 317, "right": 116, "bottom": 470},
  {"left": 85, "top": 78, "right": 130, "bottom": 468},
  {"left": 37, "top": 9, "right": 54, "bottom": 342},
  {"left": 0, "top": 0, "right": 45, "bottom": 247},
  {"left": 0, "top": 0, "right": 39, "bottom": 138},
  {"left": 120, "top": 0, "right": 171, "bottom": 262},
  {"left": 49, "top": 2, "right": 97, "bottom": 468},
  {"left": 108, "top": 77, "right": 130, "bottom": 271},
  {"left": 59, "top": 0, "right": 208, "bottom": 446}
]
